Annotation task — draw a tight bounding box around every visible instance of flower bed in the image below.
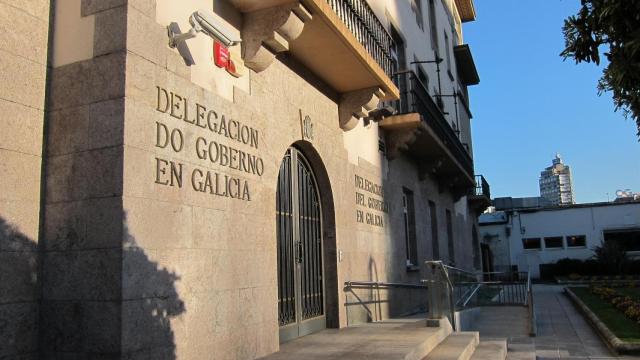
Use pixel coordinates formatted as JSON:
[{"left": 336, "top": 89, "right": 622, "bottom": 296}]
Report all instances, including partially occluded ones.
[
  {"left": 567, "top": 287, "right": 640, "bottom": 353},
  {"left": 591, "top": 286, "right": 640, "bottom": 323}
]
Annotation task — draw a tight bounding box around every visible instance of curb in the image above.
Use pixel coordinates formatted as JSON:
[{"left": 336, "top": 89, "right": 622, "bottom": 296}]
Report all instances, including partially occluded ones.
[{"left": 564, "top": 287, "right": 640, "bottom": 354}]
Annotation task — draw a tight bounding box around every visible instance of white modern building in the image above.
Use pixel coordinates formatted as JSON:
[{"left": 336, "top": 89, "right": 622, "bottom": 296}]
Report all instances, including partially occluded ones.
[
  {"left": 479, "top": 199, "right": 640, "bottom": 278},
  {"left": 539, "top": 154, "right": 575, "bottom": 205}
]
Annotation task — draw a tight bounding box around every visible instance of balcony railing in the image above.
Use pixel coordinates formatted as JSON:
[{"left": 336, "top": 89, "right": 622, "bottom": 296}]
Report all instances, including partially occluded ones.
[
  {"left": 326, "top": 0, "right": 395, "bottom": 79},
  {"left": 393, "top": 70, "right": 473, "bottom": 175},
  {"left": 472, "top": 175, "right": 490, "bottom": 199}
]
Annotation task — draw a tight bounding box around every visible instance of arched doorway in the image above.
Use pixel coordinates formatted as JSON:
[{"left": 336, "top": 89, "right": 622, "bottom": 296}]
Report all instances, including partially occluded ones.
[{"left": 276, "top": 147, "right": 326, "bottom": 342}]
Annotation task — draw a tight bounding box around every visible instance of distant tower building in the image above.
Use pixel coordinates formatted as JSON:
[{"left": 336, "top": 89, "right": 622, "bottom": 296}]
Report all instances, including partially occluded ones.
[{"left": 539, "top": 153, "right": 575, "bottom": 205}]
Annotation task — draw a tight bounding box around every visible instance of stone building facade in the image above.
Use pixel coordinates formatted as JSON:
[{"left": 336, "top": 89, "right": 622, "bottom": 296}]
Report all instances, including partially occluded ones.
[{"left": 0, "top": 0, "right": 488, "bottom": 358}]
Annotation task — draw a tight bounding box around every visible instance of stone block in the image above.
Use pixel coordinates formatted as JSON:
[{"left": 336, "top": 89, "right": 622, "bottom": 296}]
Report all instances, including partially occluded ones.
[
  {"left": 211, "top": 289, "right": 239, "bottom": 332},
  {"left": 0, "top": 250, "right": 38, "bottom": 304},
  {"left": 40, "top": 301, "right": 82, "bottom": 354},
  {"left": 0, "top": 0, "right": 50, "bottom": 22},
  {"left": 191, "top": 206, "right": 226, "bottom": 250},
  {"left": 122, "top": 246, "right": 180, "bottom": 300},
  {"left": 122, "top": 196, "right": 193, "bottom": 250},
  {"left": 90, "top": 52, "right": 126, "bottom": 102},
  {"left": 0, "top": 1, "right": 49, "bottom": 64},
  {"left": 40, "top": 300, "right": 121, "bottom": 356},
  {"left": 255, "top": 323, "right": 278, "bottom": 359},
  {"left": 44, "top": 197, "right": 123, "bottom": 251},
  {"left": 48, "top": 60, "right": 93, "bottom": 111},
  {"left": 155, "top": 249, "right": 214, "bottom": 296},
  {"left": 128, "top": 0, "right": 156, "bottom": 18},
  {"left": 0, "top": 99, "right": 44, "bottom": 156},
  {"left": 46, "top": 104, "right": 91, "bottom": 156},
  {"left": 0, "top": 49, "right": 46, "bottom": 110},
  {"left": 121, "top": 296, "right": 185, "bottom": 353},
  {"left": 0, "top": 200, "right": 40, "bottom": 251},
  {"left": 45, "top": 146, "right": 123, "bottom": 203},
  {"left": 49, "top": 53, "right": 125, "bottom": 110},
  {"left": 41, "top": 248, "right": 122, "bottom": 301},
  {"left": 47, "top": 98, "right": 124, "bottom": 156},
  {"left": 166, "top": 50, "right": 191, "bottom": 80},
  {"left": 182, "top": 292, "right": 217, "bottom": 345},
  {"left": 0, "top": 302, "right": 38, "bottom": 357},
  {"left": 93, "top": 6, "right": 127, "bottom": 57},
  {"left": 0, "top": 149, "right": 41, "bottom": 202},
  {"left": 121, "top": 145, "right": 182, "bottom": 204},
  {"left": 127, "top": 6, "right": 166, "bottom": 66},
  {"left": 207, "top": 250, "right": 237, "bottom": 291},
  {"left": 82, "top": 301, "right": 122, "bottom": 353},
  {"left": 81, "top": 0, "right": 125, "bottom": 16}
]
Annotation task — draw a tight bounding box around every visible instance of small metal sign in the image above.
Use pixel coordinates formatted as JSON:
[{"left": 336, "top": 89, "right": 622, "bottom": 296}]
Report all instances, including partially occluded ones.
[{"left": 300, "top": 110, "right": 314, "bottom": 141}]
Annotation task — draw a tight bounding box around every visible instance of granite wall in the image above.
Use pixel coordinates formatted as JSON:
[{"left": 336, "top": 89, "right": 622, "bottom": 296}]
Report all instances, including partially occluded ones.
[
  {"left": 0, "top": 0, "right": 480, "bottom": 358},
  {"left": 0, "top": 0, "right": 50, "bottom": 358}
]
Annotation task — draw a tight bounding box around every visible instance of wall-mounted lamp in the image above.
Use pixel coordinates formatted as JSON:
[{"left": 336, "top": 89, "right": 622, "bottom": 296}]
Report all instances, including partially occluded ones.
[{"left": 168, "top": 9, "right": 241, "bottom": 48}]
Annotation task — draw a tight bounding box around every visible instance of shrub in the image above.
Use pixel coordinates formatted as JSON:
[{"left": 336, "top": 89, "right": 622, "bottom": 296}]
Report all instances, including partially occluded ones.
[{"left": 593, "top": 240, "right": 628, "bottom": 275}]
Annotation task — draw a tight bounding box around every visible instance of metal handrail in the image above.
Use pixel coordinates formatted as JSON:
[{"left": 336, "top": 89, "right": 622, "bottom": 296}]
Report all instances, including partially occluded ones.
[
  {"left": 393, "top": 70, "right": 474, "bottom": 176},
  {"left": 460, "top": 284, "right": 482, "bottom": 308},
  {"left": 526, "top": 272, "right": 537, "bottom": 336},
  {"left": 425, "top": 261, "right": 533, "bottom": 333},
  {"left": 326, "top": 0, "right": 395, "bottom": 78},
  {"left": 345, "top": 281, "right": 428, "bottom": 289},
  {"left": 472, "top": 175, "right": 491, "bottom": 199}
]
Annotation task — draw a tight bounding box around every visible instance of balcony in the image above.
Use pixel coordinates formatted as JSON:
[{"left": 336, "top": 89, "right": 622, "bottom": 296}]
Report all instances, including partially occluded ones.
[
  {"left": 468, "top": 175, "right": 491, "bottom": 212},
  {"left": 379, "top": 70, "right": 474, "bottom": 193},
  {"left": 228, "top": 0, "right": 400, "bottom": 107}
]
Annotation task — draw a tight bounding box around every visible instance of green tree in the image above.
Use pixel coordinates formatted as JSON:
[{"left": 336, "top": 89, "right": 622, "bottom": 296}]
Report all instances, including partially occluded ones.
[{"left": 561, "top": 0, "right": 640, "bottom": 138}]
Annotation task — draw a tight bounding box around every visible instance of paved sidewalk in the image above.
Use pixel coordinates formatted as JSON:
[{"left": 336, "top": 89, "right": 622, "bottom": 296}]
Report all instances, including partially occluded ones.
[
  {"left": 472, "top": 284, "right": 640, "bottom": 359},
  {"left": 532, "top": 284, "right": 618, "bottom": 359}
]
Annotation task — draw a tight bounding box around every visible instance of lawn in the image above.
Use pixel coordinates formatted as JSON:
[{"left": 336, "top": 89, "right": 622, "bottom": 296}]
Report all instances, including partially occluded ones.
[{"left": 570, "top": 287, "right": 640, "bottom": 343}]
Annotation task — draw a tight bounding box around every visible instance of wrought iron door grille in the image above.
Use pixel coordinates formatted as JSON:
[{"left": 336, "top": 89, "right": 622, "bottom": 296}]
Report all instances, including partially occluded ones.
[
  {"left": 297, "top": 158, "right": 324, "bottom": 320},
  {"left": 277, "top": 152, "right": 296, "bottom": 326},
  {"left": 277, "top": 149, "right": 324, "bottom": 328}
]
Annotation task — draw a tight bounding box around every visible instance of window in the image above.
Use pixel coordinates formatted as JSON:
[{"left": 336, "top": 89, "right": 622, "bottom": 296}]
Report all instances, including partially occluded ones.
[
  {"left": 604, "top": 230, "right": 640, "bottom": 251},
  {"left": 428, "top": 0, "right": 438, "bottom": 51},
  {"left": 446, "top": 209, "right": 455, "bottom": 264},
  {"left": 544, "top": 237, "right": 564, "bottom": 249},
  {"left": 522, "top": 238, "right": 541, "bottom": 250},
  {"left": 566, "top": 235, "right": 586, "bottom": 248},
  {"left": 429, "top": 201, "right": 439, "bottom": 259},
  {"left": 472, "top": 226, "right": 480, "bottom": 269},
  {"left": 389, "top": 25, "right": 408, "bottom": 113},
  {"left": 403, "top": 189, "right": 418, "bottom": 267},
  {"left": 411, "top": 0, "right": 424, "bottom": 30},
  {"left": 444, "top": 31, "right": 453, "bottom": 79},
  {"left": 378, "top": 138, "right": 386, "bottom": 155},
  {"left": 416, "top": 63, "right": 429, "bottom": 90}
]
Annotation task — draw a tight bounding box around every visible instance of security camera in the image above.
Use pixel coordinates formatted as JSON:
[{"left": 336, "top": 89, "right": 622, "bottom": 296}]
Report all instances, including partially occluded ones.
[{"left": 168, "top": 9, "right": 241, "bottom": 48}]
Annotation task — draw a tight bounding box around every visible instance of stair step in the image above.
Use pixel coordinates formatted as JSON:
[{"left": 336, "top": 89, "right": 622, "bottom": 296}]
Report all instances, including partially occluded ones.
[
  {"left": 261, "top": 317, "right": 454, "bottom": 360},
  {"left": 470, "top": 340, "right": 507, "bottom": 360},
  {"left": 405, "top": 321, "right": 452, "bottom": 360},
  {"left": 424, "top": 332, "right": 479, "bottom": 360}
]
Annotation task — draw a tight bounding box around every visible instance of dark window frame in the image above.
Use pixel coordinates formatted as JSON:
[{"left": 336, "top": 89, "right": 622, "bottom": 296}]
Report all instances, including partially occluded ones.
[
  {"left": 566, "top": 235, "right": 587, "bottom": 248},
  {"left": 411, "top": 0, "right": 424, "bottom": 30},
  {"left": 544, "top": 236, "right": 564, "bottom": 249},
  {"left": 522, "top": 238, "right": 542, "bottom": 250},
  {"left": 446, "top": 209, "right": 455, "bottom": 265},
  {"left": 428, "top": 0, "right": 438, "bottom": 52},
  {"left": 402, "top": 188, "right": 418, "bottom": 268},
  {"left": 429, "top": 200, "right": 439, "bottom": 259}
]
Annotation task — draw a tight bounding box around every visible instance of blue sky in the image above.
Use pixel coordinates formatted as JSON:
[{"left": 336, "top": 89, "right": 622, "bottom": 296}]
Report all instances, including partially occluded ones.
[{"left": 464, "top": 0, "right": 640, "bottom": 203}]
